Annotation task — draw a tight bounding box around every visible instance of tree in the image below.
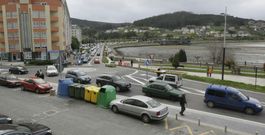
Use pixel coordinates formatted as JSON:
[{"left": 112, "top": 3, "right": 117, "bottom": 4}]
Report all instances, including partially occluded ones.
[
  {"left": 71, "top": 37, "right": 80, "bottom": 50},
  {"left": 172, "top": 53, "right": 180, "bottom": 68},
  {"left": 178, "top": 49, "right": 187, "bottom": 62}
]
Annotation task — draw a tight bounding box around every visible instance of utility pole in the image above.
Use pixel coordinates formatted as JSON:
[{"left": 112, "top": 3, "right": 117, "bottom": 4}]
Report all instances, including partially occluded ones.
[{"left": 221, "top": 7, "right": 227, "bottom": 80}]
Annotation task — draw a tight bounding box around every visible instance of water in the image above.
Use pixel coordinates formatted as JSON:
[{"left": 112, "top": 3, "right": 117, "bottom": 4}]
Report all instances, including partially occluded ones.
[{"left": 116, "top": 42, "right": 265, "bottom": 66}]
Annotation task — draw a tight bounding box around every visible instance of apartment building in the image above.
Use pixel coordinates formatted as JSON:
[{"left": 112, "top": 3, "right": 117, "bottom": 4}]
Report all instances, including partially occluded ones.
[
  {"left": 0, "top": 0, "right": 71, "bottom": 61},
  {"left": 72, "top": 24, "right": 82, "bottom": 42}
]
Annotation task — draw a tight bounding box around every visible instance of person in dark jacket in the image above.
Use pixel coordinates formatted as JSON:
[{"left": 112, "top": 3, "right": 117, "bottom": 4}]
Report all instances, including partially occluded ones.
[
  {"left": 35, "top": 70, "right": 40, "bottom": 78},
  {"left": 179, "top": 94, "right": 187, "bottom": 116},
  {"left": 39, "top": 69, "right": 44, "bottom": 79}
]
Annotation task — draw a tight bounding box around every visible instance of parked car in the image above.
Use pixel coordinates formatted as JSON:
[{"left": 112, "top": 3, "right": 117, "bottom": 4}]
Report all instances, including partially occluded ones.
[
  {"left": 82, "top": 57, "right": 90, "bottom": 63},
  {"left": 9, "top": 66, "right": 28, "bottom": 75},
  {"left": 45, "top": 65, "right": 59, "bottom": 77},
  {"left": 0, "top": 123, "right": 52, "bottom": 135},
  {"left": 96, "top": 74, "right": 131, "bottom": 91},
  {"left": 94, "top": 58, "right": 100, "bottom": 64},
  {"left": 21, "top": 78, "right": 53, "bottom": 94},
  {"left": 110, "top": 95, "right": 169, "bottom": 123},
  {"left": 149, "top": 74, "right": 183, "bottom": 88},
  {"left": 65, "top": 70, "right": 91, "bottom": 84},
  {"left": 0, "top": 73, "right": 21, "bottom": 87},
  {"left": 0, "top": 114, "right": 12, "bottom": 124},
  {"left": 204, "top": 85, "right": 263, "bottom": 115},
  {"left": 105, "top": 61, "right": 116, "bottom": 67},
  {"left": 142, "top": 82, "right": 185, "bottom": 101}
]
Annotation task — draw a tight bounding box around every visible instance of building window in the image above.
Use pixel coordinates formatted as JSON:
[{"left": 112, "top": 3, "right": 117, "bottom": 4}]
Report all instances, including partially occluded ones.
[
  {"left": 33, "top": 21, "right": 46, "bottom": 29},
  {"left": 7, "top": 22, "right": 17, "bottom": 29},
  {"left": 6, "top": 12, "right": 17, "bottom": 18},
  {"left": 8, "top": 32, "right": 19, "bottom": 40},
  {"left": 32, "top": 11, "right": 45, "bottom": 18},
  {"left": 33, "top": 32, "right": 47, "bottom": 39}
]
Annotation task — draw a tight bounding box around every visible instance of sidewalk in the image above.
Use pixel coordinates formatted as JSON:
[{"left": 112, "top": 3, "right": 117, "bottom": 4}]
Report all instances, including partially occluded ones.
[{"left": 131, "top": 64, "right": 265, "bottom": 87}]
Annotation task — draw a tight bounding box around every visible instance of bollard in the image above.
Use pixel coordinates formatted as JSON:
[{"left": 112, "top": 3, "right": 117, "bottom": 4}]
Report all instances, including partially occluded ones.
[
  {"left": 224, "top": 125, "right": 227, "bottom": 133},
  {"left": 198, "top": 119, "right": 200, "bottom": 126},
  {"left": 176, "top": 114, "right": 178, "bottom": 120}
]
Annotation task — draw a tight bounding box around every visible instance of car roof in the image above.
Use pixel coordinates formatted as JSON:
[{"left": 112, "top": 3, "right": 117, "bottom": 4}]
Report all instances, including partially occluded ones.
[
  {"left": 148, "top": 82, "right": 168, "bottom": 86},
  {"left": 207, "top": 85, "right": 239, "bottom": 93},
  {"left": 130, "top": 95, "right": 153, "bottom": 102}
]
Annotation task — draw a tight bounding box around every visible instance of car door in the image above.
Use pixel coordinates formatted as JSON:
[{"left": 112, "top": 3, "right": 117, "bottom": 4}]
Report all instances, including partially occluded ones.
[
  {"left": 226, "top": 92, "right": 245, "bottom": 111},
  {"left": 119, "top": 99, "right": 135, "bottom": 114},
  {"left": 212, "top": 90, "right": 227, "bottom": 107},
  {"left": 132, "top": 100, "right": 148, "bottom": 116},
  {"left": 25, "top": 79, "right": 35, "bottom": 91},
  {"left": 151, "top": 84, "right": 167, "bottom": 98}
]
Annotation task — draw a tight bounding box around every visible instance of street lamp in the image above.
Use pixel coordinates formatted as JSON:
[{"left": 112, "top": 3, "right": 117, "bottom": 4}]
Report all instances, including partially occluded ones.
[{"left": 221, "top": 7, "right": 227, "bottom": 80}]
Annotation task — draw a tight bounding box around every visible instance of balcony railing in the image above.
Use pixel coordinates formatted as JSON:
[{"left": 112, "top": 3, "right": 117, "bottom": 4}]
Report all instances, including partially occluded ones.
[
  {"left": 51, "top": 16, "right": 58, "bottom": 22},
  {"left": 51, "top": 27, "right": 59, "bottom": 32}
]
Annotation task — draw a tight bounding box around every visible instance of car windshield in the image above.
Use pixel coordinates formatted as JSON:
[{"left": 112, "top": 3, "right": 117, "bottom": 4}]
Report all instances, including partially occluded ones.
[
  {"left": 77, "top": 72, "right": 87, "bottom": 76},
  {"left": 17, "top": 125, "right": 31, "bottom": 132},
  {"left": 34, "top": 79, "right": 46, "bottom": 84},
  {"left": 7, "top": 75, "right": 18, "bottom": 80},
  {"left": 113, "top": 76, "right": 124, "bottom": 81},
  {"left": 48, "top": 66, "right": 56, "bottom": 70},
  {"left": 165, "top": 84, "right": 173, "bottom": 91},
  {"left": 18, "top": 67, "right": 25, "bottom": 70},
  {"left": 147, "top": 99, "right": 161, "bottom": 108},
  {"left": 238, "top": 92, "right": 248, "bottom": 101}
]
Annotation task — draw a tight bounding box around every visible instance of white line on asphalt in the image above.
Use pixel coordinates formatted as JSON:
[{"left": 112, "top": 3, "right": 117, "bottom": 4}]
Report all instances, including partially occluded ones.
[
  {"left": 179, "top": 88, "right": 204, "bottom": 96},
  {"left": 131, "top": 76, "right": 148, "bottom": 81},
  {"left": 182, "top": 86, "right": 205, "bottom": 94},
  {"left": 125, "top": 75, "right": 145, "bottom": 86},
  {"left": 128, "top": 70, "right": 139, "bottom": 76}
]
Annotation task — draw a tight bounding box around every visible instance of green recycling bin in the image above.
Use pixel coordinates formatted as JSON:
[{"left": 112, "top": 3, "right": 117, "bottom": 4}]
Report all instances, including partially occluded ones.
[
  {"left": 68, "top": 83, "right": 78, "bottom": 98},
  {"left": 97, "top": 85, "right": 116, "bottom": 108},
  {"left": 74, "top": 84, "right": 86, "bottom": 99}
]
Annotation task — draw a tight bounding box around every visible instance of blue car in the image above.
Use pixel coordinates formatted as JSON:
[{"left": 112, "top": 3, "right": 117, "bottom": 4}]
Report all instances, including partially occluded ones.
[{"left": 204, "top": 85, "right": 263, "bottom": 115}]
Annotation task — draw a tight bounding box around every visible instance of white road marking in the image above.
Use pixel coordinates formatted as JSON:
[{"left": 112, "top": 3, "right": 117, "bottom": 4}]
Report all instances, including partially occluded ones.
[
  {"left": 182, "top": 86, "right": 205, "bottom": 94},
  {"left": 125, "top": 75, "right": 145, "bottom": 86},
  {"left": 131, "top": 76, "right": 148, "bottom": 81},
  {"left": 128, "top": 70, "right": 139, "bottom": 76}
]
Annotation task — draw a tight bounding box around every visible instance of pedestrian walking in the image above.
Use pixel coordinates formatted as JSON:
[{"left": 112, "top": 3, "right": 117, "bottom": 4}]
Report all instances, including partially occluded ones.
[
  {"left": 179, "top": 94, "right": 187, "bottom": 116},
  {"left": 35, "top": 70, "right": 40, "bottom": 78},
  {"left": 39, "top": 69, "right": 44, "bottom": 79},
  {"left": 131, "top": 60, "right": 133, "bottom": 67},
  {"left": 206, "top": 66, "right": 209, "bottom": 77},
  {"left": 156, "top": 68, "right": 161, "bottom": 77},
  {"left": 209, "top": 66, "right": 213, "bottom": 77}
]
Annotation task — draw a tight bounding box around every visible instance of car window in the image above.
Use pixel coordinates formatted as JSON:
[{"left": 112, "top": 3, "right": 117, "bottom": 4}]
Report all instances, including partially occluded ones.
[
  {"left": 134, "top": 100, "right": 148, "bottom": 108},
  {"left": 148, "top": 84, "right": 158, "bottom": 89},
  {"left": 147, "top": 99, "right": 161, "bottom": 108},
  {"left": 206, "top": 89, "right": 215, "bottom": 96},
  {"left": 123, "top": 99, "right": 135, "bottom": 105},
  {"left": 26, "top": 79, "right": 34, "bottom": 83},
  {"left": 227, "top": 92, "right": 241, "bottom": 101},
  {"left": 165, "top": 84, "right": 173, "bottom": 90},
  {"left": 237, "top": 92, "right": 248, "bottom": 101},
  {"left": 164, "top": 75, "right": 175, "bottom": 82},
  {"left": 47, "top": 66, "right": 56, "bottom": 70},
  {"left": 207, "top": 89, "right": 226, "bottom": 97},
  {"left": 33, "top": 79, "right": 46, "bottom": 84}
]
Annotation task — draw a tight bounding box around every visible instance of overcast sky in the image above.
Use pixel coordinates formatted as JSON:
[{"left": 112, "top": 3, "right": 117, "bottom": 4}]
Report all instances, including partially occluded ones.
[{"left": 66, "top": 0, "right": 265, "bottom": 23}]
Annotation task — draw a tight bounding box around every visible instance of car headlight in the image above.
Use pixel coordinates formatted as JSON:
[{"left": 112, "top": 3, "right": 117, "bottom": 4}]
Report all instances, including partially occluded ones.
[
  {"left": 6, "top": 117, "right": 12, "bottom": 121},
  {"left": 256, "top": 104, "right": 262, "bottom": 108},
  {"left": 46, "top": 129, "right": 52, "bottom": 133}
]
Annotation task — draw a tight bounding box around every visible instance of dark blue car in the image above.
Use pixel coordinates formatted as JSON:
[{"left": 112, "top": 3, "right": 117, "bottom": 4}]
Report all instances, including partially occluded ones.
[{"left": 204, "top": 85, "right": 263, "bottom": 115}]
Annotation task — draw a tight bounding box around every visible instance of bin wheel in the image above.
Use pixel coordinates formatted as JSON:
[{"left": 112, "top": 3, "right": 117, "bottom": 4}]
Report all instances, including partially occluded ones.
[
  {"left": 141, "top": 114, "right": 150, "bottom": 123},
  {"left": 111, "top": 105, "right": 119, "bottom": 113},
  {"left": 116, "top": 86, "right": 121, "bottom": 92}
]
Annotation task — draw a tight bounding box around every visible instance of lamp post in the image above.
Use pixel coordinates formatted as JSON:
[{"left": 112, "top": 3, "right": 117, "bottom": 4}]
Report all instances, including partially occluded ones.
[{"left": 221, "top": 7, "right": 227, "bottom": 80}]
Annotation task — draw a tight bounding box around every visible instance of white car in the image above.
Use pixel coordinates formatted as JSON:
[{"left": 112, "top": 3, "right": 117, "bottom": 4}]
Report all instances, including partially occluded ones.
[
  {"left": 110, "top": 95, "right": 168, "bottom": 123},
  {"left": 46, "top": 65, "right": 59, "bottom": 77}
]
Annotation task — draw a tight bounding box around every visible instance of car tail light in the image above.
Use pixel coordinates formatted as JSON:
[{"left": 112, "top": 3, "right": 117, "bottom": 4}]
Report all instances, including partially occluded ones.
[{"left": 156, "top": 111, "right": 160, "bottom": 116}]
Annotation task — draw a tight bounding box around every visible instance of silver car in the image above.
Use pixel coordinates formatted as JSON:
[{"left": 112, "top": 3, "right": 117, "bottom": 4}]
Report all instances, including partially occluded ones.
[
  {"left": 110, "top": 95, "right": 169, "bottom": 123},
  {"left": 46, "top": 65, "right": 59, "bottom": 77}
]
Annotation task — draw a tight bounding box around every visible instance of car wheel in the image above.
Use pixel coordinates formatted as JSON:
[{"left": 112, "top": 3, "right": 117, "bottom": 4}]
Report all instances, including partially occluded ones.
[
  {"left": 207, "top": 101, "right": 215, "bottom": 108},
  {"left": 36, "top": 89, "right": 40, "bottom": 94},
  {"left": 245, "top": 107, "right": 254, "bottom": 115},
  {"left": 116, "top": 86, "right": 121, "bottom": 92},
  {"left": 141, "top": 114, "right": 151, "bottom": 123},
  {"left": 111, "top": 105, "right": 119, "bottom": 113}
]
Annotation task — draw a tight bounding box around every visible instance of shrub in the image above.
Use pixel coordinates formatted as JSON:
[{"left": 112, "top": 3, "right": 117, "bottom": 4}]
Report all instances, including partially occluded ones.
[{"left": 28, "top": 60, "right": 54, "bottom": 65}]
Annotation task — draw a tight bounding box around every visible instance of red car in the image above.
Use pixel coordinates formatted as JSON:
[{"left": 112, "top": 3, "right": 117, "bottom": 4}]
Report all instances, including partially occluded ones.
[
  {"left": 21, "top": 78, "right": 53, "bottom": 94},
  {"left": 94, "top": 58, "right": 100, "bottom": 64}
]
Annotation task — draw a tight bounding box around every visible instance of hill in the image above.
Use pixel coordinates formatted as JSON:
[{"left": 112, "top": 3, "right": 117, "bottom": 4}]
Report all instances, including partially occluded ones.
[
  {"left": 70, "top": 18, "right": 130, "bottom": 31},
  {"left": 133, "top": 11, "right": 253, "bottom": 29}
]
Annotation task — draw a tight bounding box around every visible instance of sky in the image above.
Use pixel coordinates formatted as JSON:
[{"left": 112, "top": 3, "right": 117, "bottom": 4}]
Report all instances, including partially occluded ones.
[{"left": 66, "top": 0, "right": 265, "bottom": 23}]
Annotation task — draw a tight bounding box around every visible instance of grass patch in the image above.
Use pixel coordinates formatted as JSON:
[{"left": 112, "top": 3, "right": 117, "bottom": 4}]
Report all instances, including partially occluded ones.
[{"left": 183, "top": 74, "right": 265, "bottom": 93}]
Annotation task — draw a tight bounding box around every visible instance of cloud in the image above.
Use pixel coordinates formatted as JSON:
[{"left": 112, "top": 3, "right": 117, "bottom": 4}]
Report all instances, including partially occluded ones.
[{"left": 66, "top": 0, "right": 265, "bottom": 23}]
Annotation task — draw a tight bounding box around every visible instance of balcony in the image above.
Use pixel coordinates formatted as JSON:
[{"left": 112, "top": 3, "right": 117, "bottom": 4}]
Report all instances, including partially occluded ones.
[
  {"left": 0, "top": 38, "right": 4, "bottom": 43},
  {"left": 51, "top": 16, "right": 58, "bottom": 22},
  {"left": 51, "top": 27, "right": 59, "bottom": 32},
  {"left": 0, "top": 27, "right": 4, "bottom": 32},
  {"left": 52, "top": 36, "right": 59, "bottom": 42},
  {"left": 0, "top": 17, "right": 3, "bottom": 22}
]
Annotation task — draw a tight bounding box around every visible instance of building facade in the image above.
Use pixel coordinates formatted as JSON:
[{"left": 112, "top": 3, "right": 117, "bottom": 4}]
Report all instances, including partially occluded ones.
[
  {"left": 71, "top": 24, "right": 82, "bottom": 42},
  {"left": 0, "top": 0, "right": 71, "bottom": 61}
]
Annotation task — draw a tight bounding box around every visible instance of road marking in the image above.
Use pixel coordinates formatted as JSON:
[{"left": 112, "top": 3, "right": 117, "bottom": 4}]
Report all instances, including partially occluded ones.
[
  {"left": 169, "top": 124, "right": 193, "bottom": 135},
  {"left": 164, "top": 118, "right": 169, "bottom": 130},
  {"left": 125, "top": 75, "right": 145, "bottom": 85},
  {"left": 198, "top": 130, "right": 216, "bottom": 135},
  {"left": 182, "top": 86, "right": 205, "bottom": 94},
  {"left": 128, "top": 70, "right": 138, "bottom": 76},
  {"left": 131, "top": 76, "right": 148, "bottom": 81}
]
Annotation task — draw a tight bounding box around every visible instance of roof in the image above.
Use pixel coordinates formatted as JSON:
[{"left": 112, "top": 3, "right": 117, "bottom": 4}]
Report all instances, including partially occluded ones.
[
  {"left": 130, "top": 95, "right": 152, "bottom": 102},
  {"left": 207, "top": 85, "right": 239, "bottom": 93},
  {"left": 148, "top": 81, "right": 168, "bottom": 86}
]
